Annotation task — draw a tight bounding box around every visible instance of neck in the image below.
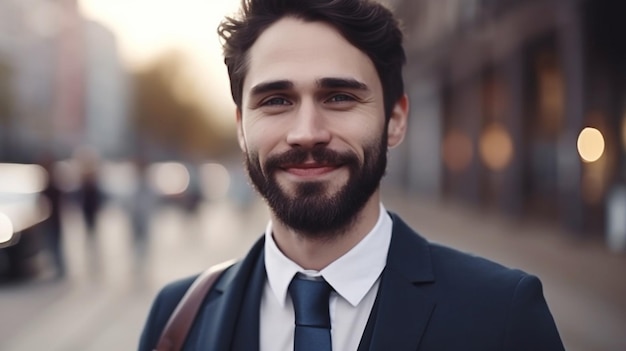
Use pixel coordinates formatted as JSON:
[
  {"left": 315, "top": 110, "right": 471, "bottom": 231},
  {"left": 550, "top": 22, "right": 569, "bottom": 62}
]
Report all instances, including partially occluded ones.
[{"left": 270, "top": 192, "right": 381, "bottom": 271}]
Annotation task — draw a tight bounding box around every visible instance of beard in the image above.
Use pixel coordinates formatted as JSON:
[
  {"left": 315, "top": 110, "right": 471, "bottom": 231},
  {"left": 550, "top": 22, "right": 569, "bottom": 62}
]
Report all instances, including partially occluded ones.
[{"left": 244, "top": 133, "right": 387, "bottom": 239}]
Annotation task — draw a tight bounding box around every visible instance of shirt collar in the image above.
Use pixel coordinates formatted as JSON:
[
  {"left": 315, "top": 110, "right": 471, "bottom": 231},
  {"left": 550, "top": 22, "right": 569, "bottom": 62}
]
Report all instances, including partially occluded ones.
[{"left": 264, "top": 203, "right": 392, "bottom": 307}]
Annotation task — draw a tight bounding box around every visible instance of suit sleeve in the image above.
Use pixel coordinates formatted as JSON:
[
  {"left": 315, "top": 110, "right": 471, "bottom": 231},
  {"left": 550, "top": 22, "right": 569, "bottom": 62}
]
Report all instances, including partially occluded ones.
[{"left": 504, "top": 274, "right": 566, "bottom": 351}]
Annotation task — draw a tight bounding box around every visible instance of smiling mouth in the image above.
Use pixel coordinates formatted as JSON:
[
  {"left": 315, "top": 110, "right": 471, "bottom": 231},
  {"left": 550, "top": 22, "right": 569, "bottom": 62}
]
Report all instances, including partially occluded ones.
[{"left": 281, "top": 163, "right": 341, "bottom": 177}]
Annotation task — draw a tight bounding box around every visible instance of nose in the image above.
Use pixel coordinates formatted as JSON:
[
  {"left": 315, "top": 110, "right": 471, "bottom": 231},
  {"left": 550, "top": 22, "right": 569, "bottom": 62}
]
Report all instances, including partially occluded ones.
[{"left": 285, "top": 101, "right": 331, "bottom": 149}]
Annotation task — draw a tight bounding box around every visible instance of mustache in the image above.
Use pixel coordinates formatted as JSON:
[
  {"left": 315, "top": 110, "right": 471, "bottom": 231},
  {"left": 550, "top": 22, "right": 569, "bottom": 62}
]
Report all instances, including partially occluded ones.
[{"left": 264, "top": 146, "right": 359, "bottom": 172}]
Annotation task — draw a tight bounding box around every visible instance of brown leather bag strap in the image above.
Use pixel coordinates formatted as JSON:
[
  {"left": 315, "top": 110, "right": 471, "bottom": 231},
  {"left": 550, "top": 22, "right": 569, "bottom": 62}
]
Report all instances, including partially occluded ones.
[{"left": 154, "top": 259, "right": 236, "bottom": 351}]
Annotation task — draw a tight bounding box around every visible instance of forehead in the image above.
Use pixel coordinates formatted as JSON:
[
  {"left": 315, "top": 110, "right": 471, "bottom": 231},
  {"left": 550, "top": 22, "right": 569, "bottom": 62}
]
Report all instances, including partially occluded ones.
[{"left": 243, "top": 17, "right": 380, "bottom": 94}]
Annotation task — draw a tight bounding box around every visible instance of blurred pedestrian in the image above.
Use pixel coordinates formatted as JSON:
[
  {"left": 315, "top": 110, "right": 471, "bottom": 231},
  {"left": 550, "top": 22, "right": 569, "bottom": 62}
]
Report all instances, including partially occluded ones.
[
  {"left": 139, "top": 1, "right": 565, "bottom": 350},
  {"left": 130, "top": 158, "right": 157, "bottom": 273},
  {"left": 38, "top": 155, "right": 65, "bottom": 278},
  {"left": 76, "top": 149, "right": 103, "bottom": 239},
  {"left": 80, "top": 169, "right": 102, "bottom": 237},
  {"left": 73, "top": 146, "right": 104, "bottom": 275}
]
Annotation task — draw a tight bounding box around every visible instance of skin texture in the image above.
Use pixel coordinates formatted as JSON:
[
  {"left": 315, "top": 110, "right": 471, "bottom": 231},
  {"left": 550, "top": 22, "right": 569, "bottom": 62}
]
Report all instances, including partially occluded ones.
[{"left": 237, "top": 17, "right": 408, "bottom": 270}]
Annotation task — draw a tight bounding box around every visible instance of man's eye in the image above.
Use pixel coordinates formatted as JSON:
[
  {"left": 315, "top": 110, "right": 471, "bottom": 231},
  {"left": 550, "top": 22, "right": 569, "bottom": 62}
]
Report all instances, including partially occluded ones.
[
  {"left": 262, "top": 97, "right": 290, "bottom": 106},
  {"left": 326, "top": 94, "right": 355, "bottom": 103}
]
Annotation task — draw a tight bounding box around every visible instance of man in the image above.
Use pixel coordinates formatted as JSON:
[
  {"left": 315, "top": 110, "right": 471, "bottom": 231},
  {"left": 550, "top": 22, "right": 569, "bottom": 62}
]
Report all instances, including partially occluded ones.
[{"left": 139, "top": 0, "right": 566, "bottom": 350}]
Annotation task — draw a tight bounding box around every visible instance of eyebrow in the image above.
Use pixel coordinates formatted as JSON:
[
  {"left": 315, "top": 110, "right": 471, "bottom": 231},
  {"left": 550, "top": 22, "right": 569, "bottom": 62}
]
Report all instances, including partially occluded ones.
[
  {"left": 250, "top": 80, "right": 294, "bottom": 97},
  {"left": 317, "top": 77, "right": 370, "bottom": 91},
  {"left": 249, "top": 77, "right": 370, "bottom": 97}
]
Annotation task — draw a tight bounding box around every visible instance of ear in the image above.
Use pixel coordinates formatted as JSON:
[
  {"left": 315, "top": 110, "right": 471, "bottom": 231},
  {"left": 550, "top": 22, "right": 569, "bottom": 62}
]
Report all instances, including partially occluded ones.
[
  {"left": 387, "top": 94, "right": 409, "bottom": 149},
  {"left": 236, "top": 108, "right": 247, "bottom": 152}
]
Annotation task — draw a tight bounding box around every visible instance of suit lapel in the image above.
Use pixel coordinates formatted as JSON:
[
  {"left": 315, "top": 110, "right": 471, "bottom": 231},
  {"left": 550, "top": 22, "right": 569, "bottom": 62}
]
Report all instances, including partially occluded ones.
[
  {"left": 230, "top": 250, "right": 266, "bottom": 351},
  {"left": 190, "top": 236, "right": 266, "bottom": 351},
  {"left": 368, "top": 213, "right": 436, "bottom": 351}
]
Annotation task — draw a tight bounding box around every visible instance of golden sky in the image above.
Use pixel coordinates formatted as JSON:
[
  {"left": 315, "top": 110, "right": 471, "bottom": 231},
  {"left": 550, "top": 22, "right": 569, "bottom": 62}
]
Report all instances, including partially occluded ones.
[{"left": 79, "top": 0, "right": 241, "bottom": 125}]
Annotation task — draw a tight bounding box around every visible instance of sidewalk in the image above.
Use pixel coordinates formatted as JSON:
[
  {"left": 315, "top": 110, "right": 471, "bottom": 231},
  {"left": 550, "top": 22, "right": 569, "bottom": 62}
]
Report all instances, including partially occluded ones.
[{"left": 383, "top": 187, "right": 626, "bottom": 351}]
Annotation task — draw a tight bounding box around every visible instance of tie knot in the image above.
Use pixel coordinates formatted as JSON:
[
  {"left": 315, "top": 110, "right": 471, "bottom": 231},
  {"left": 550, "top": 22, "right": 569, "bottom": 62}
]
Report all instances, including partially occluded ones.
[{"left": 289, "top": 276, "right": 332, "bottom": 328}]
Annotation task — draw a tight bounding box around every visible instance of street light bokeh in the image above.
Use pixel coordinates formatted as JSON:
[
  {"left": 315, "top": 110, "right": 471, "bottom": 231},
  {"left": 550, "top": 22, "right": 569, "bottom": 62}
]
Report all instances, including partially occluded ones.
[{"left": 577, "top": 127, "right": 605, "bottom": 163}]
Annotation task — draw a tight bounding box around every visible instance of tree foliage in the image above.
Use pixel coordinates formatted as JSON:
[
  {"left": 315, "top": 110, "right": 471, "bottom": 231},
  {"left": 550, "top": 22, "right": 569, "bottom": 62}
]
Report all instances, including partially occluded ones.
[{"left": 131, "top": 51, "right": 236, "bottom": 158}]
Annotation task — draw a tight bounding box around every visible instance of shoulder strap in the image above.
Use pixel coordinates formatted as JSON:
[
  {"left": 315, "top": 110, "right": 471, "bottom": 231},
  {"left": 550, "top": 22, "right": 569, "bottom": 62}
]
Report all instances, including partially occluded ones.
[{"left": 154, "top": 260, "right": 236, "bottom": 351}]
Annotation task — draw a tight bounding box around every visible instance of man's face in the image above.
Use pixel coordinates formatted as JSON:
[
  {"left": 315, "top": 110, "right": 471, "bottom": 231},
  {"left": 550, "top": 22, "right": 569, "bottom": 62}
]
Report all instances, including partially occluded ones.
[{"left": 237, "top": 18, "right": 394, "bottom": 237}]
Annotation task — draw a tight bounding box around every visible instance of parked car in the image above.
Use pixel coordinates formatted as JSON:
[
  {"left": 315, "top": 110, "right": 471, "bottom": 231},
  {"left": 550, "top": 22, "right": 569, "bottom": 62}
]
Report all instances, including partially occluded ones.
[{"left": 0, "top": 163, "right": 49, "bottom": 281}]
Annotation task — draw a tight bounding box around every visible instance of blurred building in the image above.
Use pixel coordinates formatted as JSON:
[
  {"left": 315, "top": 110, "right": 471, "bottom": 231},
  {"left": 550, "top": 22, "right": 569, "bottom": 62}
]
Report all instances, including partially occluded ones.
[
  {"left": 387, "top": 0, "right": 626, "bottom": 237},
  {"left": 84, "top": 19, "right": 131, "bottom": 158},
  {"left": 0, "top": 0, "right": 130, "bottom": 162},
  {"left": 0, "top": 0, "right": 58, "bottom": 161}
]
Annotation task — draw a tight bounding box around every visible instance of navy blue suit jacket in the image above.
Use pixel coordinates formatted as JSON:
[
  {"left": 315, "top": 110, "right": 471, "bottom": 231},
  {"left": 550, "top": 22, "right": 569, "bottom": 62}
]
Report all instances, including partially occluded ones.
[{"left": 139, "top": 213, "right": 565, "bottom": 350}]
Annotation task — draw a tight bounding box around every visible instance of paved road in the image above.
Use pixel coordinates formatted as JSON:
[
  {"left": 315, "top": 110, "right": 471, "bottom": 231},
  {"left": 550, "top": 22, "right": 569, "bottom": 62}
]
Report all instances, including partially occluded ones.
[{"left": 0, "top": 189, "right": 624, "bottom": 351}]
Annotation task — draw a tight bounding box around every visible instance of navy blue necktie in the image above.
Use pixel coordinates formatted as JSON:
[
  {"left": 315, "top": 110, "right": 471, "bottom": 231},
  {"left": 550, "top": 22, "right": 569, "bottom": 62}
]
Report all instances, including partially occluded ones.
[{"left": 289, "top": 275, "right": 333, "bottom": 351}]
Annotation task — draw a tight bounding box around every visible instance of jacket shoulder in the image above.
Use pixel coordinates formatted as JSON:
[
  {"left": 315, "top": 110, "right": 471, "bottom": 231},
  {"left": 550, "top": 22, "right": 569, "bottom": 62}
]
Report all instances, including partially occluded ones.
[
  {"left": 416, "top": 242, "right": 563, "bottom": 350},
  {"left": 428, "top": 241, "right": 531, "bottom": 295}
]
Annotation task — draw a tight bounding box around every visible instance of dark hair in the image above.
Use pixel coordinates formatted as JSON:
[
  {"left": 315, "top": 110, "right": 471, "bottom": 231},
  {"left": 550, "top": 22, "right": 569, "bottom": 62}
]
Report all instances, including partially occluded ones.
[{"left": 218, "top": 0, "right": 406, "bottom": 120}]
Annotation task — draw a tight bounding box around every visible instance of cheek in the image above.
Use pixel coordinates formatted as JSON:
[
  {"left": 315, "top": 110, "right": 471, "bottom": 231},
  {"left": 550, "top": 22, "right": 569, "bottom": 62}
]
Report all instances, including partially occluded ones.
[
  {"left": 341, "top": 121, "right": 385, "bottom": 157},
  {"left": 241, "top": 122, "right": 282, "bottom": 161}
]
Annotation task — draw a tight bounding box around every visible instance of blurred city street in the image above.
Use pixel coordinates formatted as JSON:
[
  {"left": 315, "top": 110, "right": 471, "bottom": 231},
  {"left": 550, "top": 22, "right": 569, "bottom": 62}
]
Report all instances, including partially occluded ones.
[
  {"left": 2, "top": 0, "right": 626, "bottom": 350},
  {"left": 0, "top": 186, "right": 624, "bottom": 351}
]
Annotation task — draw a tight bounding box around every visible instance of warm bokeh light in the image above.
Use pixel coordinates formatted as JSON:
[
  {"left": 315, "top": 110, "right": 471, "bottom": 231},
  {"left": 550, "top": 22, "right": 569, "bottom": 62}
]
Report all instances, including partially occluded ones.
[
  {"left": 199, "top": 163, "right": 231, "bottom": 200},
  {"left": 577, "top": 127, "right": 605, "bottom": 163},
  {"left": 479, "top": 123, "right": 514, "bottom": 171},
  {"left": 0, "top": 164, "right": 48, "bottom": 194},
  {"left": 148, "top": 162, "right": 190, "bottom": 196},
  {"left": 442, "top": 129, "right": 474, "bottom": 172},
  {"left": 0, "top": 212, "right": 14, "bottom": 246}
]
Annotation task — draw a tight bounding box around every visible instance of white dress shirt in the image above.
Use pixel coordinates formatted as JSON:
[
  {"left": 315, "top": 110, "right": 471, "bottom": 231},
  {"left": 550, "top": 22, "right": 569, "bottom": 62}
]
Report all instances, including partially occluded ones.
[{"left": 260, "top": 203, "right": 393, "bottom": 351}]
